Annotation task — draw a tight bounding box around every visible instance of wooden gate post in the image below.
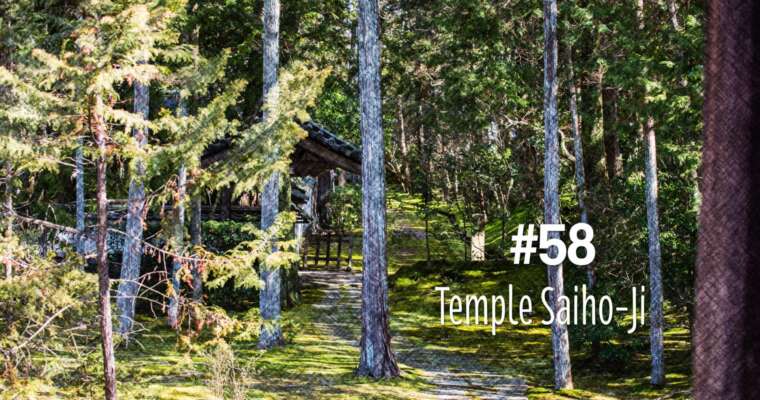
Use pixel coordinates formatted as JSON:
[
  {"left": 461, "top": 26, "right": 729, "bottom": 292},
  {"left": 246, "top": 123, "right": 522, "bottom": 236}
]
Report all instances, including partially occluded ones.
[
  {"left": 314, "top": 234, "right": 321, "bottom": 267},
  {"left": 301, "top": 234, "right": 309, "bottom": 268},
  {"left": 325, "top": 231, "right": 332, "bottom": 268},
  {"left": 347, "top": 234, "right": 354, "bottom": 269},
  {"left": 336, "top": 232, "right": 343, "bottom": 269}
]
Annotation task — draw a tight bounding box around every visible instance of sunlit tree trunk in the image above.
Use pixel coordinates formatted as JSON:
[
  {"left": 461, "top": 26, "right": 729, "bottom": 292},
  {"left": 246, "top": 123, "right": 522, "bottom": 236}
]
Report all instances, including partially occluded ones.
[
  {"left": 543, "top": 0, "right": 573, "bottom": 389},
  {"left": 258, "top": 0, "right": 285, "bottom": 349},
  {"left": 356, "top": 0, "right": 400, "bottom": 378},
  {"left": 92, "top": 95, "right": 117, "bottom": 400},
  {"left": 117, "top": 76, "right": 149, "bottom": 338}
]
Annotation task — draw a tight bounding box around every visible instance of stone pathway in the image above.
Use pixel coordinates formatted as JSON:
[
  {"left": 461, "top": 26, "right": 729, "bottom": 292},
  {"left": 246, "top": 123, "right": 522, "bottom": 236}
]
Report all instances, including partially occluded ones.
[{"left": 300, "top": 269, "right": 527, "bottom": 400}]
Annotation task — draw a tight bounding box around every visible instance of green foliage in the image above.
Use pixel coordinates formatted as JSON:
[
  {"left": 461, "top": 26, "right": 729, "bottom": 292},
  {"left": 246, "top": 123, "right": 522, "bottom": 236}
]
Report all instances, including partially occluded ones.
[
  {"left": 324, "top": 184, "right": 361, "bottom": 233},
  {"left": 205, "top": 62, "right": 331, "bottom": 197},
  {"left": 0, "top": 259, "right": 98, "bottom": 383},
  {"left": 201, "top": 212, "right": 299, "bottom": 291}
]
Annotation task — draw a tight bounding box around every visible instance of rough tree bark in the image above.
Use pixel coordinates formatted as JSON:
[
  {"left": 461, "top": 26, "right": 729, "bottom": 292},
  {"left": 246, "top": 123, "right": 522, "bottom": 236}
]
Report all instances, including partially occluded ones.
[
  {"left": 93, "top": 94, "right": 117, "bottom": 400},
  {"left": 356, "top": 0, "right": 400, "bottom": 378},
  {"left": 117, "top": 76, "right": 149, "bottom": 338},
  {"left": 543, "top": 0, "right": 573, "bottom": 389},
  {"left": 258, "top": 0, "right": 285, "bottom": 349},
  {"left": 643, "top": 117, "right": 665, "bottom": 385},
  {"left": 567, "top": 47, "right": 593, "bottom": 288}
]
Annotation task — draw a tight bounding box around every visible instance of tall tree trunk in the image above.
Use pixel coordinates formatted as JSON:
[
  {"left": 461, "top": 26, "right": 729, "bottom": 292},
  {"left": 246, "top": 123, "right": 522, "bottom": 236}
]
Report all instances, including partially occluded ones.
[
  {"left": 93, "top": 95, "right": 117, "bottom": 400},
  {"left": 694, "top": 3, "right": 760, "bottom": 396},
  {"left": 258, "top": 0, "right": 284, "bottom": 349},
  {"left": 3, "top": 161, "right": 13, "bottom": 280},
  {"left": 117, "top": 76, "right": 149, "bottom": 338},
  {"left": 543, "top": 0, "right": 573, "bottom": 389},
  {"left": 167, "top": 93, "right": 188, "bottom": 329},
  {"left": 75, "top": 143, "right": 85, "bottom": 257},
  {"left": 356, "top": 0, "right": 400, "bottom": 379},
  {"left": 643, "top": 117, "right": 665, "bottom": 385},
  {"left": 190, "top": 195, "right": 203, "bottom": 302},
  {"left": 567, "top": 47, "right": 593, "bottom": 288},
  {"left": 167, "top": 163, "right": 186, "bottom": 329},
  {"left": 636, "top": 0, "right": 665, "bottom": 386}
]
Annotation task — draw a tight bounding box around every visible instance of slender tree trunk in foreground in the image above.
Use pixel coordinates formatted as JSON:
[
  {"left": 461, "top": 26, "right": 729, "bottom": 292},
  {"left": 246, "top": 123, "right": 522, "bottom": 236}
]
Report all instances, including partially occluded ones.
[
  {"left": 567, "top": 48, "right": 593, "bottom": 289},
  {"left": 643, "top": 117, "right": 665, "bottom": 385},
  {"left": 356, "top": 0, "right": 400, "bottom": 378},
  {"left": 117, "top": 77, "right": 149, "bottom": 338},
  {"left": 543, "top": 0, "right": 573, "bottom": 389},
  {"left": 93, "top": 95, "right": 117, "bottom": 400},
  {"left": 258, "top": 0, "right": 284, "bottom": 349}
]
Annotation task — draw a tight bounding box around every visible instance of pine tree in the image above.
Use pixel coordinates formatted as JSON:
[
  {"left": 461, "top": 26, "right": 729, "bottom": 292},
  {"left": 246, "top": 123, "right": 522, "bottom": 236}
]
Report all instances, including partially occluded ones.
[{"left": 1, "top": 3, "right": 175, "bottom": 397}]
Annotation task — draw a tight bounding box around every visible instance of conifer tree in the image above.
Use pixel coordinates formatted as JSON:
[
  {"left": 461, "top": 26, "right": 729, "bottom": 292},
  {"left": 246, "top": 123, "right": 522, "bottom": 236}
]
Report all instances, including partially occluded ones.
[{"left": 1, "top": 3, "right": 174, "bottom": 396}]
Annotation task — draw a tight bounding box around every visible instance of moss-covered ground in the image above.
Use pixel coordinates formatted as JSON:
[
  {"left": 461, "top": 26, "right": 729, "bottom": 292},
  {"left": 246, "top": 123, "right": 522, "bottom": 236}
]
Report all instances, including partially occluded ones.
[{"left": 4, "top": 191, "right": 691, "bottom": 399}]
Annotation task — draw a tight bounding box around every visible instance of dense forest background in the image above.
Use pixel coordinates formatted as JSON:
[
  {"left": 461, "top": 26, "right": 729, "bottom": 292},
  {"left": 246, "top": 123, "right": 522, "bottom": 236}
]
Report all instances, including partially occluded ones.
[{"left": 0, "top": 0, "right": 703, "bottom": 398}]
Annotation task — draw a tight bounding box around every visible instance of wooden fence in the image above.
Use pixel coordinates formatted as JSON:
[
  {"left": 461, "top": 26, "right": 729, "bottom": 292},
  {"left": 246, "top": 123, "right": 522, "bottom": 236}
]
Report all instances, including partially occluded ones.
[{"left": 302, "top": 231, "right": 355, "bottom": 269}]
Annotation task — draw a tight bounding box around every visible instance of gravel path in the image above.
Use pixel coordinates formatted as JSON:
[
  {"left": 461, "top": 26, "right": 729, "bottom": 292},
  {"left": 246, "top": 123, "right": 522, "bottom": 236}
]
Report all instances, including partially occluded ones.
[{"left": 300, "top": 269, "right": 527, "bottom": 399}]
